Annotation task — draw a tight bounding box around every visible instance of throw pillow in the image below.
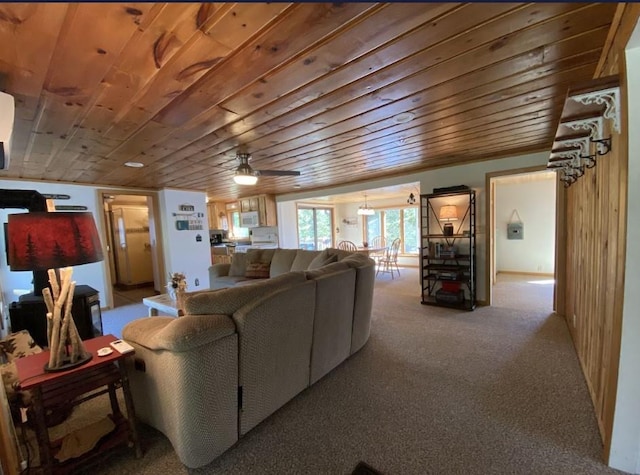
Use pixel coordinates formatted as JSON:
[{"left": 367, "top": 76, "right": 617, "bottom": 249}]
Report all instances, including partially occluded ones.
[
  {"left": 245, "top": 261, "right": 271, "bottom": 279},
  {"left": 290, "top": 250, "right": 320, "bottom": 271},
  {"left": 229, "top": 252, "right": 248, "bottom": 277},
  {"left": 308, "top": 252, "right": 337, "bottom": 270},
  {"left": 0, "top": 330, "right": 42, "bottom": 362}
]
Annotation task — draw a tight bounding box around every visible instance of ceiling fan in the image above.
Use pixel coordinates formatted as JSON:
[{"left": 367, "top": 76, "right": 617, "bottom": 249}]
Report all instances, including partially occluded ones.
[{"left": 233, "top": 152, "right": 301, "bottom": 185}]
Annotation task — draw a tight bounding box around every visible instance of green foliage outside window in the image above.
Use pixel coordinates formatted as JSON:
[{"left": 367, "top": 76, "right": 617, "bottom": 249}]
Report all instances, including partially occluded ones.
[
  {"left": 365, "top": 206, "right": 419, "bottom": 254},
  {"left": 298, "top": 207, "right": 333, "bottom": 250}
]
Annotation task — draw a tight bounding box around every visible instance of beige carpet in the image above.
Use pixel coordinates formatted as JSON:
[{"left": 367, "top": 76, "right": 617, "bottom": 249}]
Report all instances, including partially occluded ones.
[
  {"left": 112, "top": 285, "right": 157, "bottom": 308},
  {"left": 56, "top": 268, "right": 618, "bottom": 474}
]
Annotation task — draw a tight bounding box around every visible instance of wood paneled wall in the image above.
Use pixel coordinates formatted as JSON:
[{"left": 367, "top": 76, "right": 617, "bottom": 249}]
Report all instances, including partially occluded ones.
[{"left": 560, "top": 3, "right": 640, "bottom": 460}]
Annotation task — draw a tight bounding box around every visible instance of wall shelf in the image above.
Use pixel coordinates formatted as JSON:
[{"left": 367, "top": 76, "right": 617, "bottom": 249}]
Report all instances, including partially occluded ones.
[{"left": 547, "top": 75, "right": 620, "bottom": 187}]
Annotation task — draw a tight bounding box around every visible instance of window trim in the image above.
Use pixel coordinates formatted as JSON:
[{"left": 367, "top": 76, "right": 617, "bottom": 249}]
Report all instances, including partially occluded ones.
[
  {"left": 296, "top": 203, "right": 335, "bottom": 250},
  {"left": 364, "top": 205, "right": 419, "bottom": 255}
]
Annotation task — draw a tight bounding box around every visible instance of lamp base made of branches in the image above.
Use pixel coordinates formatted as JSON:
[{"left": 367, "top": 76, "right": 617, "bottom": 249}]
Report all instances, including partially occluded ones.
[{"left": 42, "top": 267, "right": 92, "bottom": 372}]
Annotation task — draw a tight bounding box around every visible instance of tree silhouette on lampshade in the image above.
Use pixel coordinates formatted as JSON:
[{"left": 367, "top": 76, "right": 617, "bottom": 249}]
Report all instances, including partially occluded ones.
[
  {"left": 8, "top": 212, "right": 103, "bottom": 271},
  {"left": 7, "top": 211, "right": 104, "bottom": 371}
]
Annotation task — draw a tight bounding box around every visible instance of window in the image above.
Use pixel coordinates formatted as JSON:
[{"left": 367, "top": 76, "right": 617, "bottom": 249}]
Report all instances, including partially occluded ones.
[
  {"left": 365, "top": 207, "right": 419, "bottom": 254},
  {"left": 229, "top": 211, "right": 249, "bottom": 239},
  {"left": 297, "top": 206, "right": 333, "bottom": 250}
]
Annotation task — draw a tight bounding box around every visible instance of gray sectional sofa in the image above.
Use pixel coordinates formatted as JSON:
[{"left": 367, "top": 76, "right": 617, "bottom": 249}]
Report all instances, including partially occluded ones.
[{"left": 121, "top": 248, "right": 375, "bottom": 468}]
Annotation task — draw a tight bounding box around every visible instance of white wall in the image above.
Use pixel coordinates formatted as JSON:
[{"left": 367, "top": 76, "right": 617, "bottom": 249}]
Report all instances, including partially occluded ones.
[
  {"left": 0, "top": 180, "right": 211, "bottom": 331},
  {"left": 609, "top": 21, "right": 640, "bottom": 474},
  {"left": 158, "top": 189, "right": 210, "bottom": 291},
  {"left": 335, "top": 202, "right": 364, "bottom": 245},
  {"left": 495, "top": 175, "right": 556, "bottom": 274},
  {"left": 0, "top": 180, "right": 108, "bottom": 322}
]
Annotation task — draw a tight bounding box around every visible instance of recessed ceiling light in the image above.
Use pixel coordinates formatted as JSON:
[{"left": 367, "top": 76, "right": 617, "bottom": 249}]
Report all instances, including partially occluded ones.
[
  {"left": 124, "top": 161, "right": 144, "bottom": 168},
  {"left": 393, "top": 112, "right": 415, "bottom": 124}
]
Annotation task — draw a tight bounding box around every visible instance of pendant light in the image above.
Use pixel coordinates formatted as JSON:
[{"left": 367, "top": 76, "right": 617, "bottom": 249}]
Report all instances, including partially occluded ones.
[{"left": 357, "top": 193, "right": 375, "bottom": 216}]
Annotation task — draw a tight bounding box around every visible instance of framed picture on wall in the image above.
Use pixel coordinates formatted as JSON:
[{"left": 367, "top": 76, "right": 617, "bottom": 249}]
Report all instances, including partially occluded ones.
[{"left": 342, "top": 217, "right": 358, "bottom": 227}]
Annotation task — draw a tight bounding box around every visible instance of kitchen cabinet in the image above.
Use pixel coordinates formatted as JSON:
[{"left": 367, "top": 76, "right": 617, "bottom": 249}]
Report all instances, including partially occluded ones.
[
  {"left": 238, "top": 194, "right": 277, "bottom": 226},
  {"left": 420, "top": 187, "right": 476, "bottom": 310},
  {"left": 207, "top": 201, "right": 227, "bottom": 230}
]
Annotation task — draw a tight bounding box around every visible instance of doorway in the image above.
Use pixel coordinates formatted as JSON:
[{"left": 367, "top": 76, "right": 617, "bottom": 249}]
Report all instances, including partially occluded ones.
[
  {"left": 98, "top": 191, "right": 164, "bottom": 309},
  {"left": 297, "top": 205, "right": 334, "bottom": 250},
  {"left": 486, "top": 168, "right": 558, "bottom": 308}
]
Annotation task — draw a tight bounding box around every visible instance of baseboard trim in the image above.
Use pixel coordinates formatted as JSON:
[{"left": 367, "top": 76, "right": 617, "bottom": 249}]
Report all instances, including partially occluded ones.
[{"left": 497, "top": 271, "right": 555, "bottom": 277}]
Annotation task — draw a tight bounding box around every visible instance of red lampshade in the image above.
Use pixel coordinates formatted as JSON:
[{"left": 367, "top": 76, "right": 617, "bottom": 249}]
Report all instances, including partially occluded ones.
[{"left": 7, "top": 212, "right": 104, "bottom": 271}]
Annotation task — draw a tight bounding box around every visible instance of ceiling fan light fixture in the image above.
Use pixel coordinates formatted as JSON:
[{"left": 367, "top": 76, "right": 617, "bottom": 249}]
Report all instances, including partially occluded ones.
[
  {"left": 233, "top": 158, "right": 258, "bottom": 185},
  {"left": 233, "top": 172, "right": 258, "bottom": 185}
]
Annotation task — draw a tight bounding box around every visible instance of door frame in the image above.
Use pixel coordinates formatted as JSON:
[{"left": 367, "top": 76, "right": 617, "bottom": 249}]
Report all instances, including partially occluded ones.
[
  {"left": 96, "top": 189, "right": 166, "bottom": 309},
  {"left": 484, "top": 165, "right": 562, "bottom": 307},
  {"left": 295, "top": 203, "right": 335, "bottom": 250}
]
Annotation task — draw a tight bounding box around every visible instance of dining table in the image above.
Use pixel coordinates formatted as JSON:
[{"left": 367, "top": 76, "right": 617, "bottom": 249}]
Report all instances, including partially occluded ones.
[{"left": 355, "top": 246, "right": 387, "bottom": 257}]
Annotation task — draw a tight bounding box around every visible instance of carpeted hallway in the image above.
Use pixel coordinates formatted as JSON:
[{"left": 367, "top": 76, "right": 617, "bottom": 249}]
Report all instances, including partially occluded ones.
[{"left": 70, "top": 268, "right": 618, "bottom": 474}]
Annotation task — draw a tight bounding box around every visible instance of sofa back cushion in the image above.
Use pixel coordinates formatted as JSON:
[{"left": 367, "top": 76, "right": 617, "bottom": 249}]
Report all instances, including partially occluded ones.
[
  {"left": 184, "top": 271, "right": 307, "bottom": 316},
  {"left": 290, "top": 250, "right": 320, "bottom": 271},
  {"left": 229, "top": 252, "right": 248, "bottom": 277},
  {"left": 337, "top": 252, "right": 372, "bottom": 268},
  {"left": 304, "top": 261, "right": 350, "bottom": 280},
  {"left": 270, "top": 249, "right": 299, "bottom": 277},
  {"left": 307, "top": 249, "right": 338, "bottom": 270},
  {"left": 327, "top": 248, "right": 355, "bottom": 262}
]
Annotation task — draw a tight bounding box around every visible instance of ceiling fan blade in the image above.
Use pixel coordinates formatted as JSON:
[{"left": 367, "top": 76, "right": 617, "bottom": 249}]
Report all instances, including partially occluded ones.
[{"left": 255, "top": 169, "right": 301, "bottom": 177}]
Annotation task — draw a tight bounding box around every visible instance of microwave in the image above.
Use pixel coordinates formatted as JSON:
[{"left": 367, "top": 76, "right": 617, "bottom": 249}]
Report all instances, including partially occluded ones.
[{"left": 240, "top": 211, "right": 260, "bottom": 228}]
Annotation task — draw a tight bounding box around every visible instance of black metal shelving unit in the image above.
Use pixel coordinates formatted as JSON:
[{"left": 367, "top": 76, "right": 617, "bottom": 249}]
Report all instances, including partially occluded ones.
[{"left": 420, "top": 188, "right": 476, "bottom": 310}]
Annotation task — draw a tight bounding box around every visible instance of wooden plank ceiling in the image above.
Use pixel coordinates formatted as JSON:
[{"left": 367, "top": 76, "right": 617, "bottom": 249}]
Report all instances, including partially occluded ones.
[{"left": 0, "top": 2, "right": 618, "bottom": 201}]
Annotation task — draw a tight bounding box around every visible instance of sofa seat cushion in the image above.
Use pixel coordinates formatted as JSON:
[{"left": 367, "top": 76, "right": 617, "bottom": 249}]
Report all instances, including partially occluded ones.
[
  {"left": 210, "top": 276, "right": 254, "bottom": 290},
  {"left": 184, "top": 271, "right": 308, "bottom": 316},
  {"left": 234, "top": 279, "right": 269, "bottom": 287}
]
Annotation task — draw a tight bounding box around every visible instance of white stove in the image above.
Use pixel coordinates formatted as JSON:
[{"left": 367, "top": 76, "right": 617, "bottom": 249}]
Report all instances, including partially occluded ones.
[{"left": 250, "top": 226, "right": 279, "bottom": 249}]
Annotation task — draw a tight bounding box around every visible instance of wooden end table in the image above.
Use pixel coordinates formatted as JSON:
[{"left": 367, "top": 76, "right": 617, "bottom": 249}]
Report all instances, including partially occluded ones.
[{"left": 16, "top": 334, "right": 142, "bottom": 474}]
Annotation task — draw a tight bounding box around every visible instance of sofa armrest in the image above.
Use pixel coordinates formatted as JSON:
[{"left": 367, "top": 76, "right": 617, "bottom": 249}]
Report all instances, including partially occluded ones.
[
  {"left": 123, "top": 315, "right": 235, "bottom": 352},
  {"left": 209, "top": 263, "right": 231, "bottom": 278}
]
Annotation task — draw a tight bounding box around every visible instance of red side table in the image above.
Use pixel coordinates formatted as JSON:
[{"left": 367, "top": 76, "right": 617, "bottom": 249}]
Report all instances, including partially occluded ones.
[{"left": 16, "top": 334, "right": 142, "bottom": 474}]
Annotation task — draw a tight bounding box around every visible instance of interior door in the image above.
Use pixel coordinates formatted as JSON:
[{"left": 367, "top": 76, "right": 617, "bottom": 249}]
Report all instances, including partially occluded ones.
[
  {"left": 111, "top": 206, "right": 154, "bottom": 285},
  {"left": 111, "top": 208, "right": 128, "bottom": 285}
]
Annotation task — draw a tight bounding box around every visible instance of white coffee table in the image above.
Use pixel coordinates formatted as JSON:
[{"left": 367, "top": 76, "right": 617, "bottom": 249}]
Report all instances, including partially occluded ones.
[{"left": 142, "top": 294, "right": 179, "bottom": 317}]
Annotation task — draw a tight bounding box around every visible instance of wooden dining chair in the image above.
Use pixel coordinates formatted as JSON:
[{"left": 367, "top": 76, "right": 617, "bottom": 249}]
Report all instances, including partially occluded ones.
[
  {"left": 337, "top": 240, "right": 358, "bottom": 251},
  {"left": 369, "top": 236, "right": 387, "bottom": 263},
  {"left": 376, "top": 237, "right": 401, "bottom": 278}
]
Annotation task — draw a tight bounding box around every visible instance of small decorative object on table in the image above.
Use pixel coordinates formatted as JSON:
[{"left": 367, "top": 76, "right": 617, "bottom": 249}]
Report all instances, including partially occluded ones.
[
  {"left": 362, "top": 242, "right": 368, "bottom": 248},
  {"left": 167, "top": 272, "right": 188, "bottom": 301}
]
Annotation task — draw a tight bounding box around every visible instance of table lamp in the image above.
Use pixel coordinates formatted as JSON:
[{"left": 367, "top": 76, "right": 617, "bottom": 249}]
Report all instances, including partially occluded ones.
[
  {"left": 7, "top": 211, "right": 104, "bottom": 371},
  {"left": 439, "top": 205, "right": 458, "bottom": 236}
]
